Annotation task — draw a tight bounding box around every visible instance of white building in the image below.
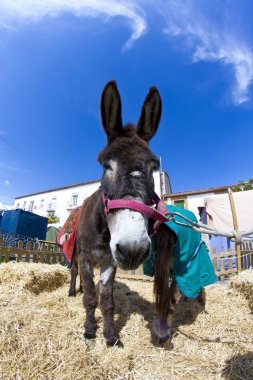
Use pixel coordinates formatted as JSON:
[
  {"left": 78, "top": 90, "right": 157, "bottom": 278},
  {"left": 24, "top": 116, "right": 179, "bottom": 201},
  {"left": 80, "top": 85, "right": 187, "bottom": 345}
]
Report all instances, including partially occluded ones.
[{"left": 13, "top": 171, "right": 171, "bottom": 226}]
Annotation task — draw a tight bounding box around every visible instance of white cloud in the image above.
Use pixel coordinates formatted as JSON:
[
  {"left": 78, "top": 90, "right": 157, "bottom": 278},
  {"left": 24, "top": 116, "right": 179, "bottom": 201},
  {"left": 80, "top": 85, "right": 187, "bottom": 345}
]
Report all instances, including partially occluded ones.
[
  {"left": 160, "top": 0, "right": 253, "bottom": 105},
  {"left": 0, "top": 0, "right": 147, "bottom": 50},
  {"left": 4, "top": 179, "right": 10, "bottom": 186},
  {"left": 1, "top": 0, "right": 252, "bottom": 104}
]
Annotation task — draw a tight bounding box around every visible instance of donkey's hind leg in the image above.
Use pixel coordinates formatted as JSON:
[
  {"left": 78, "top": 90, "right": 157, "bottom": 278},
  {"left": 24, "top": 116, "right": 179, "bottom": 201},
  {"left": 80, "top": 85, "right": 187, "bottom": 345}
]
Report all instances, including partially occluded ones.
[
  {"left": 68, "top": 258, "right": 78, "bottom": 297},
  {"left": 99, "top": 264, "right": 122, "bottom": 347},
  {"left": 78, "top": 257, "right": 98, "bottom": 340}
]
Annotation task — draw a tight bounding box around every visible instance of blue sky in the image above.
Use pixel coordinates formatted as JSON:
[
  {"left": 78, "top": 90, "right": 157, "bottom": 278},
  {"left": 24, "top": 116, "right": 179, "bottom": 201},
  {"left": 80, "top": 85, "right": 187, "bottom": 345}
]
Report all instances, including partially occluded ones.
[{"left": 0, "top": 0, "right": 253, "bottom": 208}]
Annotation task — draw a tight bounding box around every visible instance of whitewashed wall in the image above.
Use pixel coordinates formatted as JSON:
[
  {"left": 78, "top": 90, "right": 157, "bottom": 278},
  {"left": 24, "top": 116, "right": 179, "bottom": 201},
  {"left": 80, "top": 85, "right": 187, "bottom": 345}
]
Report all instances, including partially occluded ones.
[{"left": 13, "top": 181, "right": 100, "bottom": 226}]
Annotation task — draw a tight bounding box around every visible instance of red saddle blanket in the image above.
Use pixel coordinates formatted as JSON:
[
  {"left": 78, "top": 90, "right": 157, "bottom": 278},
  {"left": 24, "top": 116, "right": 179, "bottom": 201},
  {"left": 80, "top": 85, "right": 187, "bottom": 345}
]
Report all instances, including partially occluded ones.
[{"left": 57, "top": 204, "right": 83, "bottom": 265}]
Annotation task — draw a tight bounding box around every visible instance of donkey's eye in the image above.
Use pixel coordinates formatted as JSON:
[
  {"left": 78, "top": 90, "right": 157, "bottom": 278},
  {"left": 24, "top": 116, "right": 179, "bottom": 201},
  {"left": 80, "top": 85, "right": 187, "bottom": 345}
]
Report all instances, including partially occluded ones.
[{"left": 104, "top": 163, "right": 112, "bottom": 171}]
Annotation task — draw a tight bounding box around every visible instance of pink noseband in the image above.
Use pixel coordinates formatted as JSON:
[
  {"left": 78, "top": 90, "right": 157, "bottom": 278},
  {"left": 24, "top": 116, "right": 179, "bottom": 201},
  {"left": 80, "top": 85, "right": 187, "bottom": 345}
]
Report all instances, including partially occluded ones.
[{"left": 102, "top": 191, "right": 169, "bottom": 234}]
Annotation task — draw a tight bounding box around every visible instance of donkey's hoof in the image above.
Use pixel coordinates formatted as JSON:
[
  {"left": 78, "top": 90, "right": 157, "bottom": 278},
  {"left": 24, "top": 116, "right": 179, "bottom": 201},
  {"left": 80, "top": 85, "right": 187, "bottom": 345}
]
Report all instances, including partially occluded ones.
[
  {"left": 161, "top": 339, "right": 174, "bottom": 350},
  {"left": 84, "top": 332, "right": 96, "bottom": 340},
  {"left": 68, "top": 290, "right": 76, "bottom": 297},
  {"left": 152, "top": 320, "right": 172, "bottom": 347},
  {"left": 106, "top": 339, "right": 124, "bottom": 348},
  {"left": 151, "top": 332, "right": 174, "bottom": 350}
]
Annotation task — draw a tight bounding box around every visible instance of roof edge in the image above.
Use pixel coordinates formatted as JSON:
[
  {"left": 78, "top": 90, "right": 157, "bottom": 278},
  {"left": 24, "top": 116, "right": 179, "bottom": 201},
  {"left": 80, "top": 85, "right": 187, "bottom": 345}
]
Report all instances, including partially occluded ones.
[
  {"left": 163, "top": 185, "right": 236, "bottom": 198},
  {"left": 15, "top": 179, "right": 101, "bottom": 200}
]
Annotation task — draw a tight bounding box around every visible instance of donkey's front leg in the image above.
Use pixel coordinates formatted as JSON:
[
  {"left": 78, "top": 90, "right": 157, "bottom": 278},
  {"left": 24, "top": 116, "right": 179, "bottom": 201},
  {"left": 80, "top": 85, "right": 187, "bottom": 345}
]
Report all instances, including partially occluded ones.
[
  {"left": 78, "top": 258, "right": 98, "bottom": 340},
  {"left": 99, "top": 265, "right": 122, "bottom": 347}
]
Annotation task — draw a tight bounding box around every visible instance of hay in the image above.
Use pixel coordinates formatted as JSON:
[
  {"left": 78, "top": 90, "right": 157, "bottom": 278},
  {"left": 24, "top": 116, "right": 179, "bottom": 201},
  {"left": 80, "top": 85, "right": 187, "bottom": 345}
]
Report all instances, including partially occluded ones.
[
  {"left": 0, "top": 263, "right": 253, "bottom": 380},
  {"left": 230, "top": 269, "right": 253, "bottom": 313},
  {"left": 0, "top": 262, "right": 69, "bottom": 294}
]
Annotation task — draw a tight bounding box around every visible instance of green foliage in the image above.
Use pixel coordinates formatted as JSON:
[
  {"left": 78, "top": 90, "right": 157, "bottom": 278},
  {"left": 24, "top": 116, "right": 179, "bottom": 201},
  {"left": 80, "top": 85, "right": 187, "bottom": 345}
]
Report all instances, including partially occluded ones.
[
  {"left": 232, "top": 178, "right": 253, "bottom": 192},
  {"left": 47, "top": 212, "right": 60, "bottom": 224}
]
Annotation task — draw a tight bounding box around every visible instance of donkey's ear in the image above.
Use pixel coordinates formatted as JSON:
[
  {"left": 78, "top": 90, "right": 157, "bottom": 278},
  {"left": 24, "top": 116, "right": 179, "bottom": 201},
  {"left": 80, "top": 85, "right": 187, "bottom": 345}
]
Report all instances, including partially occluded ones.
[
  {"left": 136, "top": 87, "right": 162, "bottom": 142},
  {"left": 101, "top": 81, "right": 123, "bottom": 143}
]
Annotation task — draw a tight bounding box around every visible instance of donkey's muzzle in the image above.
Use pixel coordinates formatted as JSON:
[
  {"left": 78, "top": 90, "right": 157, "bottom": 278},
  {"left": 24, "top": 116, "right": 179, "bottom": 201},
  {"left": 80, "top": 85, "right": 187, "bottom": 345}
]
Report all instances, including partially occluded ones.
[
  {"left": 107, "top": 208, "right": 151, "bottom": 270},
  {"left": 115, "top": 242, "right": 150, "bottom": 270}
]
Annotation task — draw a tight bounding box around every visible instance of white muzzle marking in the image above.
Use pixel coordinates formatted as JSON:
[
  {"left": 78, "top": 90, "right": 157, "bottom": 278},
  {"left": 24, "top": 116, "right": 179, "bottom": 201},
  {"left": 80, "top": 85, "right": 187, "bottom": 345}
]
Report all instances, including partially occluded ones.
[{"left": 107, "top": 209, "right": 151, "bottom": 263}]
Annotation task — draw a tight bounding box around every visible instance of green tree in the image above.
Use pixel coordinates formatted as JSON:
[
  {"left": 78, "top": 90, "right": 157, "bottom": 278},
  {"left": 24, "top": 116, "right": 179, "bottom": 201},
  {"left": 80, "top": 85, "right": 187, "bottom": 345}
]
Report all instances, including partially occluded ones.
[{"left": 232, "top": 178, "right": 253, "bottom": 192}]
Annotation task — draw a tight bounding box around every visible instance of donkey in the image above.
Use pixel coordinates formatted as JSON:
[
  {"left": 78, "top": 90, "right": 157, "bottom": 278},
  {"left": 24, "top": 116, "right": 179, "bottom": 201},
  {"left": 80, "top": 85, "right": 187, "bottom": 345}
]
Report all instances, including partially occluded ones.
[{"left": 75, "top": 81, "right": 177, "bottom": 347}]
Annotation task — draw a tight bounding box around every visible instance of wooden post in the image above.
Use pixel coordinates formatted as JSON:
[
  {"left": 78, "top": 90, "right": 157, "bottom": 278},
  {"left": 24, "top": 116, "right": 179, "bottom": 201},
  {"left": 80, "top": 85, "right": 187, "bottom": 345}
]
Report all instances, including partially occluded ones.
[
  {"left": 228, "top": 188, "right": 242, "bottom": 272},
  {"left": 212, "top": 247, "right": 218, "bottom": 275}
]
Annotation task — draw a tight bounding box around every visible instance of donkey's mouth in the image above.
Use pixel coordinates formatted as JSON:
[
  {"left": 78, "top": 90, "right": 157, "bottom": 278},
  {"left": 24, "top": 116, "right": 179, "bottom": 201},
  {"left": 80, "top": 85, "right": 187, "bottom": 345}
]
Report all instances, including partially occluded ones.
[{"left": 115, "top": 244, "right": 150, "bottom": 270}]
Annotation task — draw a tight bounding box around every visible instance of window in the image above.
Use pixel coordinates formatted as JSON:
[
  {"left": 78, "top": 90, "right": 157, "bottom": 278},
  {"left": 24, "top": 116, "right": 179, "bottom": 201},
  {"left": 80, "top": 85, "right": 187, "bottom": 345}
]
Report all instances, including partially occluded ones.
[
  {"left": 47, "top": 197, "right": 57, "bottom": 212},
  {"left": 29, "top": 201, "right": 34, "bottom": 212},
  {"left": 39, "top": 199, "right": 44, "bottom": 209},
  {"left": 16, "top": 203, "right": 20, "bottom": 209},
  {"left": 174, "top": 200, "right": 185, "bottom": 209},
  {"left": 23, "top": 201, "right": 27, "bottom": 210},
  {"left": 72, "top": 193, "right": 78, "bottom": 206}
]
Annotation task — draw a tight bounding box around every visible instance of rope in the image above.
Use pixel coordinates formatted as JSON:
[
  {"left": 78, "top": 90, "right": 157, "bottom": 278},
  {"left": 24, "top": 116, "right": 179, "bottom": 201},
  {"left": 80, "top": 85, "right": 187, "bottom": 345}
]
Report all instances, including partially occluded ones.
[{"left": 167, "top": 212, "right": 253, "bottom": 244}]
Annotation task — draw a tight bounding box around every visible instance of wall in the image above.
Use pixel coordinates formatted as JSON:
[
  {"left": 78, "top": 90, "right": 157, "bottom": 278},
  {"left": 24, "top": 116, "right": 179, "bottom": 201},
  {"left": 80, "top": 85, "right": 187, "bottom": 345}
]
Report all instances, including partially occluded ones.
[{"left": 13, "top": 181, "right": 100, "bottom": 226}]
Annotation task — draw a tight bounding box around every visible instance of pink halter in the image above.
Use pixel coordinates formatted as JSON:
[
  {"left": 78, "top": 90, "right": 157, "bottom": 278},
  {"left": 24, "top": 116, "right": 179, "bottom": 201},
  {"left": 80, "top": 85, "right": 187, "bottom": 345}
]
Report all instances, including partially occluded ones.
[{"left": 102, "top": 191, "right": 169, "bottom": 234}]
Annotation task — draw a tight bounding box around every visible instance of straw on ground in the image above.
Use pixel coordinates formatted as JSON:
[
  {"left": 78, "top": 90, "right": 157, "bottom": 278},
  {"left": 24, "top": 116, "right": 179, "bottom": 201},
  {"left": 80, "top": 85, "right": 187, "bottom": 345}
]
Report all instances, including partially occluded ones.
[{"left": 0, "top": 263, "right": 252, "bottom": 380}]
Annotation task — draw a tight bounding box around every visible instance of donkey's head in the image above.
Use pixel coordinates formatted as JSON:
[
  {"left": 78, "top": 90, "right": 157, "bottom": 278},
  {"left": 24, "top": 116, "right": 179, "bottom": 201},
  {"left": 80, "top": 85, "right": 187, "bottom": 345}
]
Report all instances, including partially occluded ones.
[{"left": 98, "top": 81, "right": 162, "bottom": 270}]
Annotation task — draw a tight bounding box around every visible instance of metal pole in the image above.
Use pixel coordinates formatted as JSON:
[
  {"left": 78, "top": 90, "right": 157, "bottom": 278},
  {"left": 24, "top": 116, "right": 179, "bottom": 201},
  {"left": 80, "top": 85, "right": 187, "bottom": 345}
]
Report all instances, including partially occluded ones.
[
  {"left": 159, "top": 157, "right": 164, "bottom": 200},
  {"left": 228, "top": 188, "right": 242, "bottom": 272}
]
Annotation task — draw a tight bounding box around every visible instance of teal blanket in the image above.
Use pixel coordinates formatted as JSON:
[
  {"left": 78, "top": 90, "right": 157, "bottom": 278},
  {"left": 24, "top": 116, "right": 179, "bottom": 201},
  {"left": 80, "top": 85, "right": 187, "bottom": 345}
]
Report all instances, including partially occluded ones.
[{"left": 143, "top": 205, "right": 217, "bottom": 298}]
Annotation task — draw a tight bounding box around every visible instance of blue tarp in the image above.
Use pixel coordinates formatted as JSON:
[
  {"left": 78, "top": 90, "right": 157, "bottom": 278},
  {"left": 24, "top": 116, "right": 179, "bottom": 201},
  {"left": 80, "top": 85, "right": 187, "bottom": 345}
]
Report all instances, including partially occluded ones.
[{"left": 1, "top": 209, "right": 48, "bottom": 240}]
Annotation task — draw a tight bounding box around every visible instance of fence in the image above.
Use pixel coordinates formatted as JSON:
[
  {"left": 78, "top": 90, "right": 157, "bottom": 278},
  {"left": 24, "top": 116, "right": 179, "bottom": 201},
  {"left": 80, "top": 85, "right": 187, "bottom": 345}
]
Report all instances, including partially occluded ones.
[
  {"left": 116, "top": 265, "right": 153, "bottom": 282},
  {"left": 0, "top": 237, "right": 65, "bottom": 265},
  {"left": 0, "top": 238, "right": 252, "bottom": 281},
  {"left": 212, "top": 242, "right": 253, "bottom": 281}
]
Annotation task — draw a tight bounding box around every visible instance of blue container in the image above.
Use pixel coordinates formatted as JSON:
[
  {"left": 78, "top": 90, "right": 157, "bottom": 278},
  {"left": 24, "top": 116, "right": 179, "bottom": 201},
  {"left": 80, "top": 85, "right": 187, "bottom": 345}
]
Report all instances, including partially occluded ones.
[{"left": 1, "top": 209, "right": 48, "bottom": 240}]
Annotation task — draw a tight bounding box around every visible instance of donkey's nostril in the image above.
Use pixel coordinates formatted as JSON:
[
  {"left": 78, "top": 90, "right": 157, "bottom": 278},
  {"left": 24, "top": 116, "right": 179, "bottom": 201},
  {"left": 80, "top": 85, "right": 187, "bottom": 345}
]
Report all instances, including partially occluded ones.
[{"left": 116, "top": 244, "right": 128, "bottom": 259}]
